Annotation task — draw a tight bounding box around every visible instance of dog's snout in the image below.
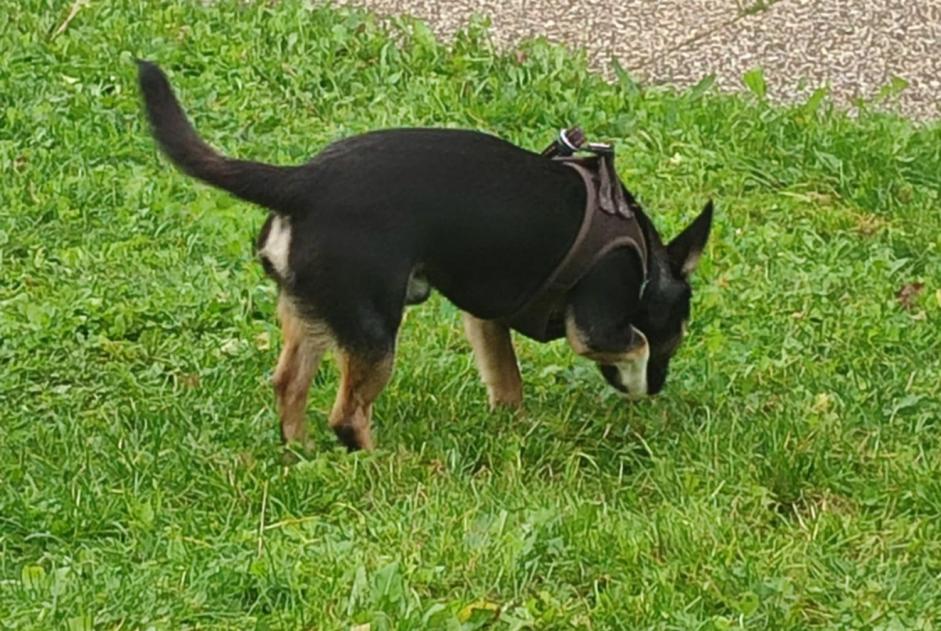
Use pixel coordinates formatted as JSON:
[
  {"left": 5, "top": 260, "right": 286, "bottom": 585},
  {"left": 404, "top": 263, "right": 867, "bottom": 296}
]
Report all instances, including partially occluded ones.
[{"left": 598, "top": 329, "right": 652, "bottom": 398}]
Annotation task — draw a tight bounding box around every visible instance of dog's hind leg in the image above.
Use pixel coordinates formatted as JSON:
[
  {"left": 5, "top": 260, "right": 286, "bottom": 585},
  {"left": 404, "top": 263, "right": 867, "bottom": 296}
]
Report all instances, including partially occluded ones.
[
  {"left": 297, "top": 256, "right": 407, "bottom": 450},
  {"left": 329, "top": 348, "right": 395, "bottom": 451},
  {"left": 273, "top": 295, "right": 331, "bottom": 451},
  {"left": 463, "top": 313, "right": 523, "bottom": 410}
]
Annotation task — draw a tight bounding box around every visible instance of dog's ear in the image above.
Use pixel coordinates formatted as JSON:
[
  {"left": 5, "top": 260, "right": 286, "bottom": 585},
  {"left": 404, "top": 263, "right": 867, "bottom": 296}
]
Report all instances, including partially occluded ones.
[{"left": 667, "top": 200, "right": 713, "bottom": 277}]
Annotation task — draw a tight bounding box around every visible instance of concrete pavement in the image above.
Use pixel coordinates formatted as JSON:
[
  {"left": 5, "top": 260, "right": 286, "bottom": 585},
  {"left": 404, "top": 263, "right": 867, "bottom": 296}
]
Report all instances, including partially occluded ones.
[{"left": 338, "top": 0, "right": 941, "bottom": 121}]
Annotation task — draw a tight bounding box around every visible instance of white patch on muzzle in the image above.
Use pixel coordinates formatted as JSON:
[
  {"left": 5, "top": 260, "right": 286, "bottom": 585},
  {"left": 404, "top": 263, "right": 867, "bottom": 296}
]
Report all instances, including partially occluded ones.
[
  {"left": 260, "top": 215, "right": 292, "bottom": 279},
  {"left": 616, "top": 327, "right": 650, "bottom": 400}
]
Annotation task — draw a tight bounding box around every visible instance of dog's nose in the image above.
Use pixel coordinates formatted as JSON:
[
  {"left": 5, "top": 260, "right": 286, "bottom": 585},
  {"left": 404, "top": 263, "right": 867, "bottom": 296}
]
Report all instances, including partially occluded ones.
[{"left": 647, "top": 366, "right": 668, "bottom": 395}]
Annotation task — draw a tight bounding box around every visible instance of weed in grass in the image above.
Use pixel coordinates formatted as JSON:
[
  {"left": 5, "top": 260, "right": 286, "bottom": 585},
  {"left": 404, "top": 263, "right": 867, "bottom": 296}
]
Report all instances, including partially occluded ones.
[{"left": 738, "top": 0, "right": 780, "bottom": 17}]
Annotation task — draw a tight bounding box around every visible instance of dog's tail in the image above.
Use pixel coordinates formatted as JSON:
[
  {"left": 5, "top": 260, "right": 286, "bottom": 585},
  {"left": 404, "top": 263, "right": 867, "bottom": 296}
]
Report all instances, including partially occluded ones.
[{"left": 137, "top": 60, "right": 303, "bottom": 213}]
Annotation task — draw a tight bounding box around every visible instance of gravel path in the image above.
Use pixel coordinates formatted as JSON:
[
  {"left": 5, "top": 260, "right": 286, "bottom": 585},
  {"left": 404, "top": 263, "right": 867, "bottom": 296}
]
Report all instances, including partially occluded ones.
[{"left": 339, "top": 0, "right": 941, "bottom": 121}]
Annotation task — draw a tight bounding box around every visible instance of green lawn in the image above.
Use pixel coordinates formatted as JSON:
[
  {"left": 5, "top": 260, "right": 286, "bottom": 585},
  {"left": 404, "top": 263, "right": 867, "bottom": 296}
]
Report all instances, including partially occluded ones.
[{"left": 2, "top": 2, "right": 940, "bottom": 628}]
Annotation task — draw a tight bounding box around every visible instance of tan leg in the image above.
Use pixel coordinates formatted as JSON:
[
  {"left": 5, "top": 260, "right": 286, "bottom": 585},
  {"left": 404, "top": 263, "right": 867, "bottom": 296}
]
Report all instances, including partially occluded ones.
[
  {"left": 272, "top": 296, "right": 331, "bottom": 450},
  {"left": 463, "top": 313, "right": 523, "bottom": 409},
  {"left": 328, "top": 350, "right": 395, "bottom": 451}
]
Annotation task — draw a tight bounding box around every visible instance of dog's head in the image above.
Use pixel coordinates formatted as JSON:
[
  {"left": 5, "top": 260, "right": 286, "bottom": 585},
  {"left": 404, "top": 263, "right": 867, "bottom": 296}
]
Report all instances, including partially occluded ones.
[{"left": 598, "top": 201, "right": 713, "bottom": 398}]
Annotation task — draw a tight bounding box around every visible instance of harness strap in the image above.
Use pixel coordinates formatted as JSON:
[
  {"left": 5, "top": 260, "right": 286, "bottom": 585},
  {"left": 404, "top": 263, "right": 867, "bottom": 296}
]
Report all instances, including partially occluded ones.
[
  {"left": 497, "top": 159, "right": 649, "bottom": 342},
  {"left": 549, "top": 162, "right": 647, "bottom": 288}
]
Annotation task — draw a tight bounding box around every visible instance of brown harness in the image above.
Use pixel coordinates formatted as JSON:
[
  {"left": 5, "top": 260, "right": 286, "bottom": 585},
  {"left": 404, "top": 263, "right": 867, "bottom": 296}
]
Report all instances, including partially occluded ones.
[{"left": 499, "top": 153, "right": 648, "bottom": 342}]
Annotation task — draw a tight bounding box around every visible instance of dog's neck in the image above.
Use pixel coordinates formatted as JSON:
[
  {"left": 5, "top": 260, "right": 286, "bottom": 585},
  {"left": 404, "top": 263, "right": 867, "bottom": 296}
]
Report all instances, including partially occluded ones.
[
  {"left": 623, "top": 194, "right": 667, "bottom": 299},
  {"left": 632, "top": 204, "right": 662, "bottom": 252}
]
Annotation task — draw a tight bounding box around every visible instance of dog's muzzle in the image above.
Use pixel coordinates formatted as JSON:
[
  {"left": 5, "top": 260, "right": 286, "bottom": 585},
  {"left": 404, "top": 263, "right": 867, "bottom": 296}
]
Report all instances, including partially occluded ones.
[{"left": 599, "top": 327, "right": 650, "bottom": 398}]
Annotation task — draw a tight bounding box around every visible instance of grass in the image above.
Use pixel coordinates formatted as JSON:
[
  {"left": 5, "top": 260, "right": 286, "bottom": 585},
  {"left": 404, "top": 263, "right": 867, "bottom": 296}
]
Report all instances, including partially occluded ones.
[{"left": 2, "top": 1, "right": 940, "bottom": 628}]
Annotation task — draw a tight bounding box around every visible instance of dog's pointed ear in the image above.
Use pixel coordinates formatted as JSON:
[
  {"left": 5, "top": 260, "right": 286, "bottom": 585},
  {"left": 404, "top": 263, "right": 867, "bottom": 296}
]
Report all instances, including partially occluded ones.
[{"left": 667, "top": 200, "right": 713, "bottom": 277}]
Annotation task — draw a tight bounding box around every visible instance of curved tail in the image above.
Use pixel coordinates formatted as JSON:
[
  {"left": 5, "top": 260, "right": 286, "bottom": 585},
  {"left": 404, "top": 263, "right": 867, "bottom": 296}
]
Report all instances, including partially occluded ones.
[{"left": 137, "top": 60, "right": 303, "bottom": 213}]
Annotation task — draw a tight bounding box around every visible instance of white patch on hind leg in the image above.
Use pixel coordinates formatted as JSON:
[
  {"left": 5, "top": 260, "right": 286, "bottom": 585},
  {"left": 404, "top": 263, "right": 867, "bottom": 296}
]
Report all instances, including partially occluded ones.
[
  {"left": 616, "top": 326, "right": 650, "bottom": 400},
  {"left": 260, "top": 215, "right": 292, "bottom": 279}
]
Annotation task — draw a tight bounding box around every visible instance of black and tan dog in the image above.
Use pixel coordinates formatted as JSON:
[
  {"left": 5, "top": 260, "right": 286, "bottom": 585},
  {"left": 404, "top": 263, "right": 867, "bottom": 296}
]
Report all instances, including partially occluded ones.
[{"left": 137, "top": 61, "right": 712, "bottom": 452}]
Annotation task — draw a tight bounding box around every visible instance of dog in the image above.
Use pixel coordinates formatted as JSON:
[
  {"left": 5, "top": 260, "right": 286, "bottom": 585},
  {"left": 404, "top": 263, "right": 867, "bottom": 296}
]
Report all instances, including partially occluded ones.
[{"left": 137, "top": 60, "right": 713, "bottom": 452}]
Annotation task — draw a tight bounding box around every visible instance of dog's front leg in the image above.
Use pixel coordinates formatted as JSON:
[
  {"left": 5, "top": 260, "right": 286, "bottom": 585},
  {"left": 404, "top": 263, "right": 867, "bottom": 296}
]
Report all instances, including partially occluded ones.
[{"left": 462, "top": 313, "right": 523, "bottom": 410}]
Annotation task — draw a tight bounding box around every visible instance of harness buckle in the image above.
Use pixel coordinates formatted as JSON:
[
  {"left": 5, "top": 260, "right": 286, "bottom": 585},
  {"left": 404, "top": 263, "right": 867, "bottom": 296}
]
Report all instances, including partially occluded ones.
[
  {"left": 542, "top": 127, "right": 633, "bottom": 219},
  {"left": 542, "top": 126, "right": 586, "bottom": 157}
]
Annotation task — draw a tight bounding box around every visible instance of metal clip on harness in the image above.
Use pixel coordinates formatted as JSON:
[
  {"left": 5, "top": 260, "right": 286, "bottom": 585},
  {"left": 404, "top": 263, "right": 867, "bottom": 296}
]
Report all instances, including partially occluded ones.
[{"left": 541, "top": 126, "right": 632, "bottom": 219}]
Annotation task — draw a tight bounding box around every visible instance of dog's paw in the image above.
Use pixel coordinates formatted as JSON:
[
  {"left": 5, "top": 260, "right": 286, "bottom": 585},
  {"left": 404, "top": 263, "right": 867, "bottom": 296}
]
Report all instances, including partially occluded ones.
[{"left": 488, "top": 391, "right": 524, "bottom": 411}]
